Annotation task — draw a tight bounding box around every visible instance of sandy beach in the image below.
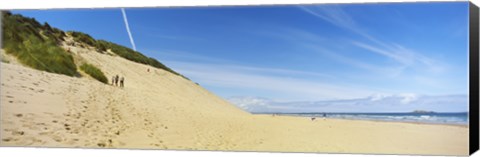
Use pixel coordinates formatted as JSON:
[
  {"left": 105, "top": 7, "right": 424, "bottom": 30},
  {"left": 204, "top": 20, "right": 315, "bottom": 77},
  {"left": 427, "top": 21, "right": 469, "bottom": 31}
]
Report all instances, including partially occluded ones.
[{"left": 0, "top": 42, "right": 469, "bottom": 156}]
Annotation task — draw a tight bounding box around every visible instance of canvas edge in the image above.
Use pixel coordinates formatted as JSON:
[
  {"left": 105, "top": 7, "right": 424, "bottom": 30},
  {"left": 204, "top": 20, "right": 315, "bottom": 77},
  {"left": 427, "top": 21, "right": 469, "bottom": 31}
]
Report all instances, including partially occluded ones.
[{"left": 469, "top": 1, "right": 480, "bottom": 155}]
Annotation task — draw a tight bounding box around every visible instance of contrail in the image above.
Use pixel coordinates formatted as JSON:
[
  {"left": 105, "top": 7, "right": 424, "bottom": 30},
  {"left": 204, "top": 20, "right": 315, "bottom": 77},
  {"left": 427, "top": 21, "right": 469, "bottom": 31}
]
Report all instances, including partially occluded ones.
[{"left": 121, "top": 8, "right": 136, "bottom": 51}]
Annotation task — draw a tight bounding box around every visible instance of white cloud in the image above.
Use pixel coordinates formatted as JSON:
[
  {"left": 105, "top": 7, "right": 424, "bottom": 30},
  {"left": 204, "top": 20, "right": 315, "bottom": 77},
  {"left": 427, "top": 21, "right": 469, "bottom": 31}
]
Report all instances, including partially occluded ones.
[
  {"left": 353, "top": 41, "right": 414, "bottom": 65},
  {"left": 398, "top": 93, "right": 418, "bottom": 104},
  {"left": 299, "top": 5, "right": 446, "bottom": 75},
  {"left": 228, "top": 94, "right": 468, "bottom": 113},
  {"left": 305, "top": 44, "right": 406, "bottom": 77},
  {"left": 369, "top": 93, "right": 389, "bottom": 101},
  {"left": 166, "top": 60, "right": 382, "bottom": 101},
  {"left": 121, "top": 8, "right": 136, "bottom": 51},
  {"left": 299, "top": 5, "right": 358, "bottom": 34},
  {"left": 299, "top": 4, "right": 380, "bottom": 46},
  {"left": 227, "top": 96, "right": 272, "bottom": 112},
  {"left": 352, "top": 41, "right": 445, "bottom": 73}
]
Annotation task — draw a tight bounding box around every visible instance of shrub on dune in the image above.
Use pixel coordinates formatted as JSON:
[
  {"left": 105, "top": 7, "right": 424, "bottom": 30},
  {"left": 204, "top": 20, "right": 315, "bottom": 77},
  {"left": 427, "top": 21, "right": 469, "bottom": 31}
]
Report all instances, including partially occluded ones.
[
  {"left": 2, "top": 12, "right": 78, "bottom": 76},
  {"left": 80, "top": 63, "right": 108, "bottom": 84}
]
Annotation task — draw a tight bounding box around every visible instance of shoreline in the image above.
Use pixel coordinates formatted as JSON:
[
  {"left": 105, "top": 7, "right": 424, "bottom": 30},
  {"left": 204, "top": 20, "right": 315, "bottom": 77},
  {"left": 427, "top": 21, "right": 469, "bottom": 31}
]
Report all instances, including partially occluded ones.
[{"left": 253, "top": 113, "right": 469, "bottom": 128}]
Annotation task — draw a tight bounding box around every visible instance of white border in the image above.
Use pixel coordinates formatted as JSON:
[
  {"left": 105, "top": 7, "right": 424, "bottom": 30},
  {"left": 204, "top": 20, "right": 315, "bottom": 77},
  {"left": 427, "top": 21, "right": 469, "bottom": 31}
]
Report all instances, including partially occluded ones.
[
  {"left": 0, "top": 0, "right": 473, "bottom": 10},
  {"left": 0, "top": 147, "right": 441, "bottom": 157},
  {"left": 0, "top": 0, "right": 478, "bottom": 157}
]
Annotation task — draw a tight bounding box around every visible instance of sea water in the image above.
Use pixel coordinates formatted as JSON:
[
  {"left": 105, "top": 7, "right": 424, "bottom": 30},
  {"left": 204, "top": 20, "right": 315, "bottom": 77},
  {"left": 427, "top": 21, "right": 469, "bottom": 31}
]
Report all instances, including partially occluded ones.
[{"left": 273, "top": 112, "right": 468, "bottom": 125}]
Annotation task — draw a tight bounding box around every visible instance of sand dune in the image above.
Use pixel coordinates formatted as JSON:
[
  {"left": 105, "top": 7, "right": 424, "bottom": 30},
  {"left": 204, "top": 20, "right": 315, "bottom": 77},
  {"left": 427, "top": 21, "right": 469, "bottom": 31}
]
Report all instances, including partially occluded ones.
[{"left": 0, "top": 40, "right": 469, "bottom": 155}]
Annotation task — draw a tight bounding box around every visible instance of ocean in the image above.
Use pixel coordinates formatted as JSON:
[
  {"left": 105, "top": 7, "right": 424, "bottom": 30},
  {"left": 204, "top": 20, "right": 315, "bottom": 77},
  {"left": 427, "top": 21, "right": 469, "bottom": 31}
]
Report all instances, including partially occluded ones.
[{"left": 266, "top": 112, "right": 468, "bottom": 125}]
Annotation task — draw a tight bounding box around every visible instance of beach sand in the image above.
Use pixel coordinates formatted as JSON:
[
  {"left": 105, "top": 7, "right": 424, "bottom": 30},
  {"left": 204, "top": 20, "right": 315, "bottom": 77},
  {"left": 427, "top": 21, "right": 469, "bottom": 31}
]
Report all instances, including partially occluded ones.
[{"left": 0, "top": 42, "right": 469, "bottom": 156}]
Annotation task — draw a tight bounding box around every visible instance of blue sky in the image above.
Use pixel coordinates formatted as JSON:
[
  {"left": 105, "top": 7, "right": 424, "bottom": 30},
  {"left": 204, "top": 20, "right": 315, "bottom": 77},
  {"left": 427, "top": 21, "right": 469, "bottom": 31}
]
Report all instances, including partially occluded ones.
[{"left": 12, "top": 2, "right": 470, "bottom": 112}]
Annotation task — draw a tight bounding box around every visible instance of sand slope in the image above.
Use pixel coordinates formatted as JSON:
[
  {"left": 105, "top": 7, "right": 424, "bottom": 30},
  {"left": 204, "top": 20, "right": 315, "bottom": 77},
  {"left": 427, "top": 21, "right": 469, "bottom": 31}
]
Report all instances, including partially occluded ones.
[{"left": 0, "top": 41, "right": 469, "bottom": 155}]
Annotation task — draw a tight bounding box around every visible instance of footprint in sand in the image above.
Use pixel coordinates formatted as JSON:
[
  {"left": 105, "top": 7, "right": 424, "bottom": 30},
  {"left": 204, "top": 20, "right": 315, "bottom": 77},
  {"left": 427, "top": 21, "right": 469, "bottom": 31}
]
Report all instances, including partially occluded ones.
[
  {"left": 43, "top": 112, "right": 54, "bottom": 116},
  {"left": 51, "top": 135, "right": 63, "bottom": 142},
  {"left": 12, "top": 130, "right": 25, "bottom": 136},
  {"left": 2, "top": 138, "right": 13, "bottom": 142},
  {"left": 38, "top": 131, "right": 51, "bottom": 136},
  {"left": 97, "top": 142, "right": 106, "bottom": 147}
]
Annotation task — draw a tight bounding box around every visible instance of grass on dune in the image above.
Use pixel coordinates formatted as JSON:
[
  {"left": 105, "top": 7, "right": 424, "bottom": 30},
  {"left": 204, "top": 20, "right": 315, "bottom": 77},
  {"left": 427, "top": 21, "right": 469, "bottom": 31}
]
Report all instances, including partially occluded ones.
[
  {"left": 2, "top": 11, "right": 78, "bottom": 76},
  {"left": 80, "top": 63, "right": 108, "bottom": 84}
]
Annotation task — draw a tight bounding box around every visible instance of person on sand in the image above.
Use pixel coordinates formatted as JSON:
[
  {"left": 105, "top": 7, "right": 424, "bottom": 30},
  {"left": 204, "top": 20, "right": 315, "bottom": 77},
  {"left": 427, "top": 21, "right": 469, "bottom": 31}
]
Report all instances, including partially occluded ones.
[
  {"left": 111, "top": 76, "right": 115, "bottom": 85},
  {"left": 115, "top": 75, "right": 119, "bottom": 86},
  {"left": 120, "top": 77, "right": 124, "bottom": 88}
]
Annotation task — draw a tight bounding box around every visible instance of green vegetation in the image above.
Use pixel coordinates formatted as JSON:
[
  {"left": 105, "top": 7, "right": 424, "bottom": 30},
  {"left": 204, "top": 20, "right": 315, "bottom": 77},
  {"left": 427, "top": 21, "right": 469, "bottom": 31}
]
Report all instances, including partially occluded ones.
[
  {"left": 65, "top": 19, "right": 186, "bottom": 79},
  {"left": 80, "top": 63, "right": 108, "bottom": 84},
  {"left": 93, "top": 40, "right": 184, "bottom": 77},
  {"left": 2, "top": 11, "right": 187, "bottom": 80},
  {"left": 2, "top": 11, "right": 78, "bottom": 76},
  {"left": 68, "top": 31, "right": 96, "bottom": 47}
]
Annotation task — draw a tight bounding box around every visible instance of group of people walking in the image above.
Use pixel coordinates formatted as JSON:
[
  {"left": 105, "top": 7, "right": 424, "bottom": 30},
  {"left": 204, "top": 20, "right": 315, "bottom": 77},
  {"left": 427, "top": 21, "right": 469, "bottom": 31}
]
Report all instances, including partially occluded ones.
[{"left": 112, "top": 75, "right": 125, "bottom": 87}]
